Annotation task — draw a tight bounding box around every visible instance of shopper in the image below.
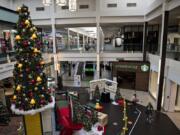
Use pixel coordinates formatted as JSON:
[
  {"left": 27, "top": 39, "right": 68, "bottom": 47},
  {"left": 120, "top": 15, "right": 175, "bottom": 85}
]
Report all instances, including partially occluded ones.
[
  {"left": 131, "top": 93, "right": 139, "bottom": 113},
  {"left": 145, "top": 102, "right": 154, "bottom": 124}
]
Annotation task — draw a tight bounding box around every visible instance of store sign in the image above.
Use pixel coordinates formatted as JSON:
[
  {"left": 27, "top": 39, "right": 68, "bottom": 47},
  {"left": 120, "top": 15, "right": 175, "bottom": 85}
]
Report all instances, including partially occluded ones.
[
  {"left": 116, "top": 65, "right": 138, "bottom": 71},
  {"left": 141, "top": 64, "right": 149, "bottom": 72}
]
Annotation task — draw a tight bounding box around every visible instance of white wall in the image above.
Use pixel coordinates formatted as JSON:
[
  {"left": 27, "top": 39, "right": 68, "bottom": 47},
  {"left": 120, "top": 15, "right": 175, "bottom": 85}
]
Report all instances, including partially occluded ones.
[
  {"left": 99, "top": 0, "right": 147, "bottom": 16},
  {"left": 0, "top": 0, "right": 10, "bottom": 8}
]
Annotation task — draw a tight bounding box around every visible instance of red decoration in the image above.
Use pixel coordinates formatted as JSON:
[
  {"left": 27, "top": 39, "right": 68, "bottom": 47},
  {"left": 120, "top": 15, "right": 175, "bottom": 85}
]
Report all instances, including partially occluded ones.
[
  {"left": 31, "top": 80, "right": 35, "bottom": 84},
  {"left": 26, "top": 68, "right": 30, "bottom": 72},
  {"left": 29, "top": 92, "right": 33, "bottom": 97},
  {"left": 97, "top": 125, "right": 103, "bottom": 131},
  {"left": 118, "top": 99, "right": 124, "bottom": 106},
  {"left": 23, "top": 40, "right": 28, "bottom": 46}
]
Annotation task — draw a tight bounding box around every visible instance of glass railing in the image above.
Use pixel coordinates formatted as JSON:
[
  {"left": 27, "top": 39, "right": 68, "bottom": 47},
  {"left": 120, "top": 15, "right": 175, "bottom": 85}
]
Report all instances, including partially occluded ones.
[
  {"left": 102, "top": 43, "right": 142, "bottom": 53},
  {"left": 57, "top": 44, "right": 97, "bottom": 53}
]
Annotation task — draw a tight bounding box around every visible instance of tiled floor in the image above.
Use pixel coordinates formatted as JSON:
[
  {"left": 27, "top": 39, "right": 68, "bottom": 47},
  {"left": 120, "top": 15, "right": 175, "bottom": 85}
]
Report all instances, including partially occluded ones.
[
  {"left": 62, "top": 66, "right": 180, "bottom": 130},
  {"left": 0, "top": 116, "right": 23, "bottom": 135}
]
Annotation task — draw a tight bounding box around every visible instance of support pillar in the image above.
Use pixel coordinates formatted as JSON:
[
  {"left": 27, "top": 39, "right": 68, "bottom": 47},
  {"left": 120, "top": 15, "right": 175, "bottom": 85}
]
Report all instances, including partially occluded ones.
[
  {"left": 96, "top": 22, "right": 100, "bottom": 79},
  {"left": 83, "top": 35, "right": 85, "bottom": 51},
  {"left": 67, "top": 29, "right": 70, "bottom": 49},
  {"left": 143, "top": 22, "right": 148, "bottom": 61},
  {"left": 77, "top": 33, "right": 80, "bottom": 49},
  {"left": 157, "top": 10, "right": 169, "bottom": 111}
]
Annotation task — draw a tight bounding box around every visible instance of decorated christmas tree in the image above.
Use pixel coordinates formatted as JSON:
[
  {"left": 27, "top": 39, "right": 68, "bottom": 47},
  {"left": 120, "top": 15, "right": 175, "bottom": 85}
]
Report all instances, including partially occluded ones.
[
  {"left": 94, "top": 85, "right": 100, "bottom": 101},
  {"left": 11, "top": 5, "right": 54, "bottom": 115}
]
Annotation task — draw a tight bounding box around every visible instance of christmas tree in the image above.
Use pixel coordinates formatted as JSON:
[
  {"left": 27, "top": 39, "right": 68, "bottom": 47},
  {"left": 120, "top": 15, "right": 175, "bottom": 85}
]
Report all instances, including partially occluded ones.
[
  {"left": 94, "top": 85, "right": 100, "bottom": 101},
  {"left": 11, "top": 5, "right": 54, "bottom": 115},
  {"left": 115, "top": 89, "right": 122, "bottom": 102},
  {"left": 0, "top": 101, "right": 10, "bottom": 125}
]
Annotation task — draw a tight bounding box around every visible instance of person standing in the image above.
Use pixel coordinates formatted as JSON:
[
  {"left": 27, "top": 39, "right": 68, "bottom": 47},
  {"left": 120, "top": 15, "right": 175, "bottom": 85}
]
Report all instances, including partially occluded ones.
[{"left": 131, "top": 93, "right": 139, "bottom": 113}]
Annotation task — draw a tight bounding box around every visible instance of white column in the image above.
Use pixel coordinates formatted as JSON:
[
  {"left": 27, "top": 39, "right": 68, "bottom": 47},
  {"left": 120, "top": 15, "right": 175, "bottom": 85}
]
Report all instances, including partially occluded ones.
[
  {"left": 68, "top": 29, "right": 70, "bottom": 49},
  {"left": 96, "top": 0, "right": 100, "bottom": 79},
  {"left": 96, "top": 22, "right": 100, "bottom": 79},
  {"left": 77, "top": 33, "right": 80, "bottom": 49},
  {"left": 50, "top": 0, "right": 58, "bottom": 81},
  {"left": 83, "top": 35, "right": 85, "bottom": 51}
]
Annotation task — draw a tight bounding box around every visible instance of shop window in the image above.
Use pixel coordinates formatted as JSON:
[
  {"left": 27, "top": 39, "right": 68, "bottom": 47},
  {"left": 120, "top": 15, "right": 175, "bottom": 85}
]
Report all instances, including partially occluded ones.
[
  {"left": 107, "top": 3, "right": 117, "bottom": 8},
  {"left": 79, "top": 5, "right": 89, "bottom": 9},
  {"left": 127, "top": 3, "right": 137, "bottom": 7},
  {"left": 36, "top": 7, "right": 45, "bottom": 11}
]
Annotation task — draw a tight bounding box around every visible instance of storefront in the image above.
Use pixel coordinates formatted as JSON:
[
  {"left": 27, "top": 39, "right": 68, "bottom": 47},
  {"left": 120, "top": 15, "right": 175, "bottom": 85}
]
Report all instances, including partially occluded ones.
[{"left": 112, "top": 61, "right": 150, "bottom": 91}]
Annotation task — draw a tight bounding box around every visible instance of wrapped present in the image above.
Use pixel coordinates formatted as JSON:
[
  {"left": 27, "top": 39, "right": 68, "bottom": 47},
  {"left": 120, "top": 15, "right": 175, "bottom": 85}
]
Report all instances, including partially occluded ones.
[{"left": 98, "top": 112, "right": 108, "bottom": 126}]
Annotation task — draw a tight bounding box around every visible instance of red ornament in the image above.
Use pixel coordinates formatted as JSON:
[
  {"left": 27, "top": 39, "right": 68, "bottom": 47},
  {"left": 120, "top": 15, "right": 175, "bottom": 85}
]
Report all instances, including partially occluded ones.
[
  {"left": 29, "top": 92, "right": 33, "bottom": 97},
  {"left": 31, "top": 80, "right": 35, "bottom": 84},
  {"left": 97, "top": 125, "right": 103, "bottom": 131},
  {"left": 23, "top": 40, "right": 28, "bottom": 46},
  {"left": 40, "top": 100, "right": 44, "bottom": 105},
  {"left": 26, "top": 68, "right": 30, "bottom": 72}
]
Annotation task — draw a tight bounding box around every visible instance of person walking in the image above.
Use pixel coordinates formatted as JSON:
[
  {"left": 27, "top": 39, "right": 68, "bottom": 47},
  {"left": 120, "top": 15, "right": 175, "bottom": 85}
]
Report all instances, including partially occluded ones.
[
  {"left": 145, "top": 102, "right": 154, "bottom": 124},
  {"left": 131, "top": 93, "right": 139, "bottom": 113}
]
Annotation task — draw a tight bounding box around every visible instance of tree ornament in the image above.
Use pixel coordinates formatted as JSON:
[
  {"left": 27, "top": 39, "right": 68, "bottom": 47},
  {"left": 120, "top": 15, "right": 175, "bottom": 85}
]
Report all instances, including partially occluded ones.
[
  {"left": 30, "top": 99, "right": 36, "bottom": 105},
  {"left": 26, "top": 68, "right": 30, "bottom": 72},
  {"left": 33, "top": 48, "right": 40, "bottom": 53},
  {"left": 22, "top": 29, "right": 26, "bottom": 33},
  {"left": 40, "top": 61, "right": 45, "bottom": 65},
  {"left": 23, "top": 40, "right": 28, "bottom": 46},
  {"left": 36, "top": 76, "right": 42, "bottom": 82},
  {"left": 25, "top": 20, "right": 30, "bottom": 25},
  {"left": 13, "top": 95, "right": 17, "bottom": 100},
  {"left": 15, "top": 35, "right": 21, "bottom": 40},
  {"left": 18, "top": 63, "right": 23, "bottom": 68},
  {"left": 17, "top": 7, "right": 21, "bottom": 12},
  {"left": 16, "top": 85, "right": 22, "bottom": 91},
  {"left": 34, "top": 87, "right": 38, "bottom": 91},
  {"left": 31, "top": 80, "right": 35, "bottom": 84},
  {"left": 28, "top": 75, "right": 32, "bottom": 79},
  {"left": 31, "top": 33, "right": 37, "bottom": 40}
]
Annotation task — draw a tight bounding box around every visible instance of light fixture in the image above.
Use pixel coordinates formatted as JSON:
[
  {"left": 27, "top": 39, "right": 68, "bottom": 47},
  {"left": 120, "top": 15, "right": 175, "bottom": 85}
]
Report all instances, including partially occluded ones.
[
  {"left": 43, "top": 0, "right": 77, "bottom": 12},
  {"left": 42, "top": 0, "right": 52, "bottom": 6},
  {"left": 56, "top": 0, "right": 67, "bottom": 6},
  {"left": 69, "top": 0, "right": 77, "bottom": 12}
]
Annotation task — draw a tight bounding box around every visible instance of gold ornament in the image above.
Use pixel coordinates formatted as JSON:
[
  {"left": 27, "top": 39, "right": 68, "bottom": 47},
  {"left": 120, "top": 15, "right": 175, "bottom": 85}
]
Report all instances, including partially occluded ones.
[
  {"left": 33, "top": 48, "right": 40, "bottom": 53},
  {"left": 30, "top": 99, "right": 36, "bottom": 105},
  {"left": 13, "top": 95, "right": 17, "bottom": 100},
  {"left": 16, "top": 85, "right": 22, "bottom": 91},
  {"left": 31, "top": 33, "right": 37, "bottom": 39},
  {"left": 33, "top": 27, "right": 37, "bottom": 31},
  {"left": 34, "top": 87, "right": 38, "bottom": 91},
  {"left": 25, "top": 20, "right": 30, "bottom": 25},
  {"left": 15, "top": 35, "right": 21, "bottom": 40},
  {"left": 36, "top": 76, "right": 42, "bottom": 82},
  {"left": 40, "top": 61, "right": 45, "bottom": 65},
  {"left": 16, "top": 7, "right": 21, "bottom": 12},
  {"left": 18, "top": 63, "right": 23, "bottom": 68}
]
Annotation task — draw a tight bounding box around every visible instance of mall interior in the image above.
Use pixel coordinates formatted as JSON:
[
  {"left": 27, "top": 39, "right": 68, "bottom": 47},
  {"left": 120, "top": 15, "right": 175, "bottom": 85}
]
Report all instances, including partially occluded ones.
[{"left": 0, "top": 0, "right": 180, "bottom": 135}]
